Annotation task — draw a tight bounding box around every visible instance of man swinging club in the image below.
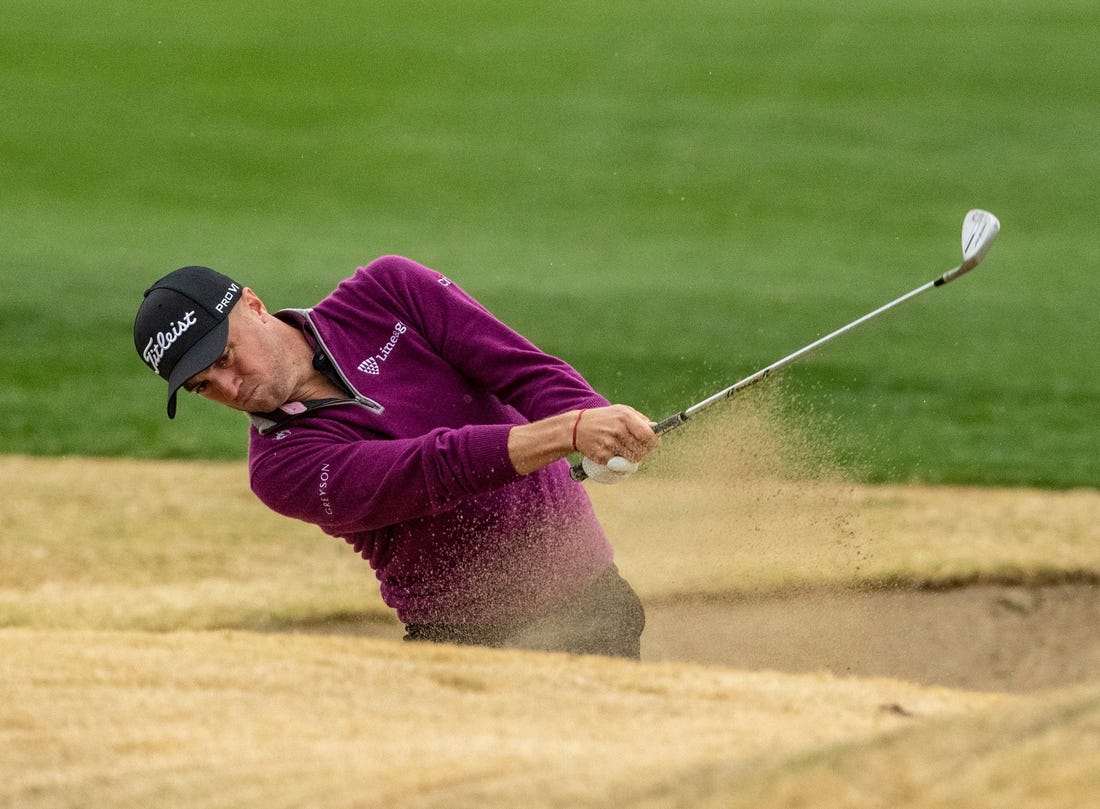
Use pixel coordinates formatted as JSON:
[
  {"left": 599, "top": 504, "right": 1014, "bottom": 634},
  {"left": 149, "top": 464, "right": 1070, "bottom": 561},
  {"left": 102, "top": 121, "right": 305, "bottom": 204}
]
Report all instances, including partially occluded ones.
[{"left": 134, "top": 256, "right": 660, "bottom": 658}]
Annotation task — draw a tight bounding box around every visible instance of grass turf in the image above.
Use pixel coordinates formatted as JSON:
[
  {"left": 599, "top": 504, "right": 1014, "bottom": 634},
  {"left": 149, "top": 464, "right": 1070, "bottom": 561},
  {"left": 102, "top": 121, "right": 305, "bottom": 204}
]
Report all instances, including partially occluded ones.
[{"left": 1, "top": 0, "right": 1097, "bottom": 486}]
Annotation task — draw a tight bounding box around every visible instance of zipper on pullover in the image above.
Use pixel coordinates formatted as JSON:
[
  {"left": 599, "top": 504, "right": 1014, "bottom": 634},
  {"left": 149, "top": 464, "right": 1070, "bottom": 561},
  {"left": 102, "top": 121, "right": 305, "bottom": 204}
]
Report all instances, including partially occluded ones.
[{"left": 282, "top": 307, "right": 384, "bottom": 415}]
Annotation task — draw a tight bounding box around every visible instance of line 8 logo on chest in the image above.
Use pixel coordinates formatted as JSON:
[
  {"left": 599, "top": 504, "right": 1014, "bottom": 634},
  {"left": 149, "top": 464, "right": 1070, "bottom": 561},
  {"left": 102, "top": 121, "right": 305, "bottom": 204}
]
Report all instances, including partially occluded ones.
[{"left": 358, "top": 321, "right": 407, "bottom": 375}]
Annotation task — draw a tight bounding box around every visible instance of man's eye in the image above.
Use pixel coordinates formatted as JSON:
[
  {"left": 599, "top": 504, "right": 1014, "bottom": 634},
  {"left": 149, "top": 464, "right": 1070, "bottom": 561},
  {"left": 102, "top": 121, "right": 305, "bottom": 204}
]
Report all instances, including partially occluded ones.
[
  {"left": 216, "top": 351, "right": 231, "bottom": 368},
  {"left": 192, "top": 382, "right": 207, "bottom": 394}
]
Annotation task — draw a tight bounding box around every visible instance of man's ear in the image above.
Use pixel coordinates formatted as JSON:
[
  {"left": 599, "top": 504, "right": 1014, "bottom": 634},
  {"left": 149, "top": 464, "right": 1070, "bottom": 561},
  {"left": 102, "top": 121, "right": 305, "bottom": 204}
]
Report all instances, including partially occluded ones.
[{"left": 240, "top": 287, "right": 269, "bottom": 319}]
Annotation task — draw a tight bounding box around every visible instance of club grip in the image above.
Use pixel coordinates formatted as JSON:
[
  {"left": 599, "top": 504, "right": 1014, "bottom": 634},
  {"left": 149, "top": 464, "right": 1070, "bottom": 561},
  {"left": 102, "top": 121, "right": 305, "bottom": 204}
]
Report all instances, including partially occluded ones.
[{"left": 652, "top": 412, "right": 687, "bottom": 435}]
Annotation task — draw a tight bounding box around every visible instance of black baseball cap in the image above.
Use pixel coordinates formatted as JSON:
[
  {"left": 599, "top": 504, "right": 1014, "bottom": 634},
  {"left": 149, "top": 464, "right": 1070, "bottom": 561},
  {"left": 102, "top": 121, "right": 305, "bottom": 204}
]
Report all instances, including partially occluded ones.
[{"left": 134, "top": 266, "right": 243, "bottom": 418}]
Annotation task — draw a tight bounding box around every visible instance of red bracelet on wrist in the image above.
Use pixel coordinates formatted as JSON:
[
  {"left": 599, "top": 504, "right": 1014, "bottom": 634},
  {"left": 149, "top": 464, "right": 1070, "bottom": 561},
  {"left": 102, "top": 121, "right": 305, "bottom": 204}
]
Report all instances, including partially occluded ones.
[{"left": 571, "top": 410, "right": 584, "bottom": 452}]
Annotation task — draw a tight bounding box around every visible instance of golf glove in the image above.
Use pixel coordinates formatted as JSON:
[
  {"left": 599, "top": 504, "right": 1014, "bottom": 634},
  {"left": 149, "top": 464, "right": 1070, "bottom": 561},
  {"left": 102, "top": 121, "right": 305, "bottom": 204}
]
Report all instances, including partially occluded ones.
[{"left": 581, "top": 455, "right": 639, "bottom": 485}]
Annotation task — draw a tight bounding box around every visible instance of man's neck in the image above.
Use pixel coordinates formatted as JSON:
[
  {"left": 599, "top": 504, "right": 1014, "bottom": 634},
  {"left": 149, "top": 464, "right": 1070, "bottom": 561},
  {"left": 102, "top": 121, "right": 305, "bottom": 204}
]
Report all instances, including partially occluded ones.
[{"left": 280, "top": 318, "right": 350, "bottom": 403}]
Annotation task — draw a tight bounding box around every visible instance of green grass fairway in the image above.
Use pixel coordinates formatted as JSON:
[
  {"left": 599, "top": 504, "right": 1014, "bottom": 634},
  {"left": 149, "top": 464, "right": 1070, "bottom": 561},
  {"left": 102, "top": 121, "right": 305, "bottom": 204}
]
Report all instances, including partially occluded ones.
[{"left": 2, "top": 1, "right": 1098, "bottom": 487}]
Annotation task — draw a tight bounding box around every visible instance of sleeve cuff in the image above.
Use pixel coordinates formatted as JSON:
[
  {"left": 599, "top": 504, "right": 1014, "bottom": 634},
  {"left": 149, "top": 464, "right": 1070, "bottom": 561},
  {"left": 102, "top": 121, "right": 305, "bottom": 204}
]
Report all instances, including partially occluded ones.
[{"left": 464, "top": 423, "right": 525, "bottom": 486}]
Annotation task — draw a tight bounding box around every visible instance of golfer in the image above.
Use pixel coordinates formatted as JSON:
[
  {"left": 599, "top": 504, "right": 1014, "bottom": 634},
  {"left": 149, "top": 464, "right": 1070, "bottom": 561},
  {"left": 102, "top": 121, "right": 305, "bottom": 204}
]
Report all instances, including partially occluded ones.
[{"left": 134, "top": 256, "right": 659, "bottom": 658}]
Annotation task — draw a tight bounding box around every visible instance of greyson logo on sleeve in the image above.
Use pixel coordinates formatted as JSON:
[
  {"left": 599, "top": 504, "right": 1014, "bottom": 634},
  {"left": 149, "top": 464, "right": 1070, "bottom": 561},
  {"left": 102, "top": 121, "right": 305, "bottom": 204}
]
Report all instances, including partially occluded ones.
[{"left": 357, "top": 321, "right": 407, "bottom": 376}]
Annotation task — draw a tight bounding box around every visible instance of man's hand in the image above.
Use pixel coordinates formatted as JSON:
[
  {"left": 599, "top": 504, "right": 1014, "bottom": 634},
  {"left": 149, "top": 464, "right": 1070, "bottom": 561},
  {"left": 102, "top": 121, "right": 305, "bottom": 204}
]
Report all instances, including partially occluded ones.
[
  {"left": 507, "top": 404, "right": 660, "bottom": 477},
  {"left": 570, "top": 404, "right": 658, "bottom": 466}
]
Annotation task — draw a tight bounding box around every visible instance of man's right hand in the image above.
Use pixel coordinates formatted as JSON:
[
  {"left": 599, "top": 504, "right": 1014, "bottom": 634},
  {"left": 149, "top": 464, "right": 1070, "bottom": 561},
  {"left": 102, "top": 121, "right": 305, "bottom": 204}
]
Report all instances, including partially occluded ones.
[
  {"left": 569, "top": 404, "right": 660, "bottom": 468},
  {"left": 506, "top": 404, "right": 660, "bottom": 477}
]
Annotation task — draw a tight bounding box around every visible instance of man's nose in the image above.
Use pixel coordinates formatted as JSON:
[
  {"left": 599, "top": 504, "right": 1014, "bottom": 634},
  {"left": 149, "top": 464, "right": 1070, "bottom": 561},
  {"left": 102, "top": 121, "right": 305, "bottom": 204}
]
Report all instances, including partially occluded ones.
[{"left": 206, "top": 367, "right": 240, "bottom": 400}]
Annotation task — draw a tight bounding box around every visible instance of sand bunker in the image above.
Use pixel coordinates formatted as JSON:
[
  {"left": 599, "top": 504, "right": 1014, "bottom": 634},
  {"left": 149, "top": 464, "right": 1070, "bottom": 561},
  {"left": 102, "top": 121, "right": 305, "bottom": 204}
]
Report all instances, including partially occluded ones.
[
  {"left": 284, "top": 582, "right": 1100, "bottom": 693},
  {"left": 643, "top": 583, "right": 1100, "bottom": 692}
]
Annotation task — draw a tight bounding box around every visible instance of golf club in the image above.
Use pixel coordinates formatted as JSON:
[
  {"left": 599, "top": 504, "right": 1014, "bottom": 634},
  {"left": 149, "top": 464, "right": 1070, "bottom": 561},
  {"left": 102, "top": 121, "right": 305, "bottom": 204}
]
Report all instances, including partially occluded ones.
[{"left": 571, "top": 209, "right": 1001, "bottom": 482}]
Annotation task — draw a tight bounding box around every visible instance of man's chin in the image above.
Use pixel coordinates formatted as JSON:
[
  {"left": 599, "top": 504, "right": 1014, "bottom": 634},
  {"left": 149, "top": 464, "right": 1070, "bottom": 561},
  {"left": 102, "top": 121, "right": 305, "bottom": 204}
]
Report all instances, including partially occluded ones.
[{"left": 236, "top": 389, "right": 268, "bottom": 413}]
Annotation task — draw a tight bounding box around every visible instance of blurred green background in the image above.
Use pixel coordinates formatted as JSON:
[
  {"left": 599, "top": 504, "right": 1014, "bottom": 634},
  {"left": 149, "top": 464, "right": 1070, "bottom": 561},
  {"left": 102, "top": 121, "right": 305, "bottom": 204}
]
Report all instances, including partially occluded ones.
[{"left": 2, "top": 0, "right": 1096, "bottom": 487}]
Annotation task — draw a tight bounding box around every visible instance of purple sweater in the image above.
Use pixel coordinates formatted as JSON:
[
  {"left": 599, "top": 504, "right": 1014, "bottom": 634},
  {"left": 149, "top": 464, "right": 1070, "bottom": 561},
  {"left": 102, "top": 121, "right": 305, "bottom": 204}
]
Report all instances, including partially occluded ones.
[{"left": 247, "top": 256, "right": 614, "bottom": 626}]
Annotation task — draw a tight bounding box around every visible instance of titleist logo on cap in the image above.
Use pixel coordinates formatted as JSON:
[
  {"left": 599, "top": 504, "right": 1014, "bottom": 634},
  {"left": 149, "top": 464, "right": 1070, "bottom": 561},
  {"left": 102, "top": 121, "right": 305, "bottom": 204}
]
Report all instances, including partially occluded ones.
[{"left": 142, "top": 310, "right": 199, "bottom": 374}]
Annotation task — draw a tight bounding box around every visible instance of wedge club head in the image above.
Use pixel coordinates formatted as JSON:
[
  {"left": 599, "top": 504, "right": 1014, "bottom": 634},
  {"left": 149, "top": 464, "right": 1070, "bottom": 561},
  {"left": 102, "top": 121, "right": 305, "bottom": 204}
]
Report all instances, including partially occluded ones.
[{"left": 940, "top": 209, "right": 1000, "bottom": 284}]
